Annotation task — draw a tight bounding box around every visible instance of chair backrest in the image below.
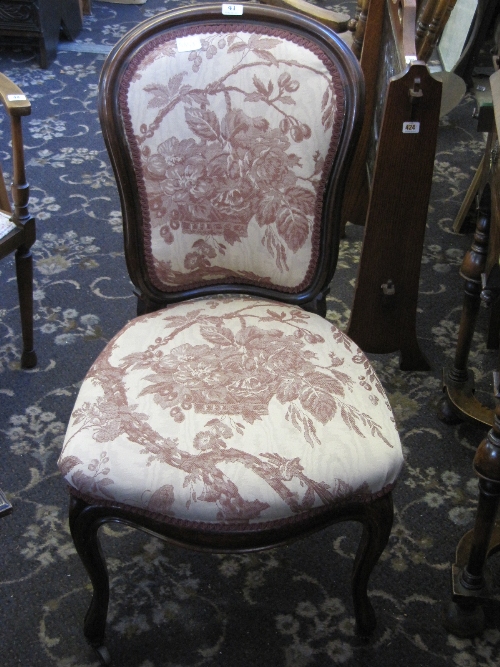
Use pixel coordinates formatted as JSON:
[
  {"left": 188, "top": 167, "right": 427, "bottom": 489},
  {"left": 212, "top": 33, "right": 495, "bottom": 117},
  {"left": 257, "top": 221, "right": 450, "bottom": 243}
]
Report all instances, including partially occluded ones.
[{"left": 99, "top": 3, "right": 363, "bottom": 311}]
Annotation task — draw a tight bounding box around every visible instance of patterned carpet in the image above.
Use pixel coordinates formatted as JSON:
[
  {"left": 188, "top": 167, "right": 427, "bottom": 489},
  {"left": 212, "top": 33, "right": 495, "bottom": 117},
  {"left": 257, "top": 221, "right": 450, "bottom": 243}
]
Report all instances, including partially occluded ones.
[{"left": 1, "top": 1, "right": 499, "bottom": 666}]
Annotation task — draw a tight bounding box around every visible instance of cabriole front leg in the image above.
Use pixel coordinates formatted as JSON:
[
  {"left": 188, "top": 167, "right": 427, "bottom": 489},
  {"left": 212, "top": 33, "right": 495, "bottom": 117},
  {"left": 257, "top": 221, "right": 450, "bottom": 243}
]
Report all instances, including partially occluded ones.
[
  {"left": 351, "top": 492, "right": 394, "bottom": 634},
  {"left": 69, "top": 496, "right": 111, "bottom": 661}
]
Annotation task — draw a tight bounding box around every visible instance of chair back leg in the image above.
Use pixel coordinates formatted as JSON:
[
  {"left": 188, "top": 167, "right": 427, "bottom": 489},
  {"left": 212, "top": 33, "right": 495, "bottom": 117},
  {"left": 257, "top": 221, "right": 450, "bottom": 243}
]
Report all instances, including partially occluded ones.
[
  {"left": 15, "top": 244, "right": 36, "bottom": 368},
  {"left": 69, "top": 497, "right": 110, "bottom": 652}
]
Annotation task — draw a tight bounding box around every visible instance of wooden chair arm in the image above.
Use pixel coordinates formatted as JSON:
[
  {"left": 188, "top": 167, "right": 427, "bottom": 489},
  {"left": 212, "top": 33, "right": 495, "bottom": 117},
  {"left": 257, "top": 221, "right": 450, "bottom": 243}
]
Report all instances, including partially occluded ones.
[
  {"left": 0, "top": 72, "right": 31, "bottom": 117},
  {"left": 0, "top": 72, "right": 31, "bottom": 223}
]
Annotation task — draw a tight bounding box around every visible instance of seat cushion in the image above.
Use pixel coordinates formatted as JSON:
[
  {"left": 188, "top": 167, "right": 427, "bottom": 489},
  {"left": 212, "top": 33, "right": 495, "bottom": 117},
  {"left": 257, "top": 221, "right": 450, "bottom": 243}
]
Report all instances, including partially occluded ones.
[
  {"left": 0, "top": 210, "right": 17, "bottom": 239},
  {"left": 59, "top": 296, "right": 403, "bottom": 529}
]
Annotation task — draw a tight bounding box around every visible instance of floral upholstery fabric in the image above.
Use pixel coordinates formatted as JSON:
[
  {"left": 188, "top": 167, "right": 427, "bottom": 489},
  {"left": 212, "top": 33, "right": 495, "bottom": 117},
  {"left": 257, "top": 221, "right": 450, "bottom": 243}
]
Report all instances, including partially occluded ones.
[
  {"left": 119, "top": 25, "right": 345, "bottom": 293},
  {"left": 59, "top": 297, "right": 403, "bottom": 529}
]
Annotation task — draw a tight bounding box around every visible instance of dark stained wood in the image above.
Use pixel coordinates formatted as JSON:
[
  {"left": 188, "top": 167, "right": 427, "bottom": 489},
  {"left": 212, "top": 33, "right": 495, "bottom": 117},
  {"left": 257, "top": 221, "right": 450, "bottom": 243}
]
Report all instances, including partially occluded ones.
[
  {"left": 416, "top": 0, "right": 458, "bottom": 61},
  {"left": 340, "top": 0, "right": 385, "bottom": 232},
  {"left": 69, "top": 492, "right": 394, "bottom": 652},
  {"left": 0, "top": 162, "right": 9, "bottom": 213},
  {"left": 350, "top": 0, "right": 370, "bottom": 58},
  {"left": 441, "top": 186, "right": 495, "bottom": 427},
  {"left": 341, "top": 0, "right": 460, "bottom": 368},
  {"left": 346, "top": 62, "right": 441, "bottom": 369},
  {"left": 441, "top": 68, "right": 500, "bottom": 426},
  {"left": 0, "top": 72, "right": 36, "bottom": 369},
  {"left": 444, "top": 382, "right": 500, "bottom": 637}
]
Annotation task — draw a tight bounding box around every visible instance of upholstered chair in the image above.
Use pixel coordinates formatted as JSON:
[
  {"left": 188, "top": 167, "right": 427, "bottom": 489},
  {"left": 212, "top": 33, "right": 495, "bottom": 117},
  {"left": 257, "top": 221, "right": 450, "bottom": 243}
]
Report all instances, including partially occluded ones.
[{"left": 58, "top": 4, "right": 403, "bottom": 663}]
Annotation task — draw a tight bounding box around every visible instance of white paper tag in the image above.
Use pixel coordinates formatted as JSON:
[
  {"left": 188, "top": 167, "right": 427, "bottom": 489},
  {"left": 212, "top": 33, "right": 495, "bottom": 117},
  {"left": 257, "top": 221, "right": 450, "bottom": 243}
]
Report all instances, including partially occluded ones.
[
  {"left": 402, "top": 121, "right": 420, "bottom": 134},
  {"left": 176, "top": 35, "right": 202, "bottom": 53},
  {"left": 222, "top": 4, "right": 244, "bottom": 15},
  {"left": 7, "top": 94, "right": 27, "bottom": 101}
]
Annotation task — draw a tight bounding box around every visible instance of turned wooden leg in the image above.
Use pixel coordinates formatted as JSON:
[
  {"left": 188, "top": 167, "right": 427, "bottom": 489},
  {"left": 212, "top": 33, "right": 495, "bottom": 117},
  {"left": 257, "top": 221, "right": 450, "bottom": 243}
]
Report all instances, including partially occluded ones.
[
  {"left": 352, "top": 493, "right": 394, "bottom": 634},
  {"left": 15, "top": 244, "right": 37, "bottom": 369},
  {"left": 350, "top": 0, "right": 370, "bottom": 59},
  {"left": 440, "top": 185, "right": 493, "bottom": 426},
  {"left": 444, "top": 386, "right": 500, "bottom": 637}
]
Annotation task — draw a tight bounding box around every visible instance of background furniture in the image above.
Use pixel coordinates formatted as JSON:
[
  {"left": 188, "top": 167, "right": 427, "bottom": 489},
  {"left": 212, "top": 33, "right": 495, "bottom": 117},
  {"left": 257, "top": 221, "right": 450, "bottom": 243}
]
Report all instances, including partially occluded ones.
[
  {"left": 441, "top": 43, "right": 500, "bottom": 638},
  {"left": 0, "top": 0, "right": 82, "bottom": 68},
  {"left": 261, "top": 0, "right": 350, "bottom": 33},
  {"left": 444, "top": 371, "right": 500, "bottom": 637},
  {"left": 0, "top": 72, "right": 36, "bottom": 369},
  {"left": 344, "top": 0, "right": 443, "bottom": 370},
  {"left": 439, "top": 0, "right": 499, "bottom": 88},
  {"left": 440, "top": 25, "right": 500, "bottom": 427},
  {"left": 261, "top": 0, "right": 456, "bottom": 370},
  {"left": 57, "top": 5, "right": 403, "bottom": 663}
]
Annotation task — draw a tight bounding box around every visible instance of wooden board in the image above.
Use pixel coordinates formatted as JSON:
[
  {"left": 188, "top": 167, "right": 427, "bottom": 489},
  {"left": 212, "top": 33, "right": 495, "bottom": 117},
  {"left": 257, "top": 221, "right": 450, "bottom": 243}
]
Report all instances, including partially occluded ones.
[{"left": 347, "top": 0, "right": 442, "bottom": 370}]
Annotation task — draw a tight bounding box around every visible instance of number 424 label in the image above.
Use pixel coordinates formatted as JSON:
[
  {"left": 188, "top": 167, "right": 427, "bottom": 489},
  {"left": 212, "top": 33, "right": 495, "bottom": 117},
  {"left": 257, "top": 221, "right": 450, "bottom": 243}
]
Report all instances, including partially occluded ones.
[{"left": 402, "top": 122, "right": 420, "bottom": 133}]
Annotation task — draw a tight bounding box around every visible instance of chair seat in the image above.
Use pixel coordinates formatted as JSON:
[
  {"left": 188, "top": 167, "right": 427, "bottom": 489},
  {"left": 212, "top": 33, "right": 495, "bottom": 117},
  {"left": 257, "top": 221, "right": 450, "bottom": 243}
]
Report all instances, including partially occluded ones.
[
  {"left": 59, "top": 296, "right": 402, "bottom": 529},
  {"left": 0, "top": 210, "right": 17, "bottom": 240}
]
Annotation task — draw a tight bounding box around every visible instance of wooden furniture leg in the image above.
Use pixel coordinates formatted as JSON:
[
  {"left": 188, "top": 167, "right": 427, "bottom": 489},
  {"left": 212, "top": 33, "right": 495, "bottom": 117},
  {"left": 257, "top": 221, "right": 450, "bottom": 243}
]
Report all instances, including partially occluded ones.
[
  {"left": 81, "top": 0, "right": 92, "bottom": 15},
  {"left": 453, "top": 150, "right": 490, "bottom": 234},
  {"left": 440, "top": 186, "right": 494, "bottom": 427},
  {"left": 62, "top": 0, "right": 84, "bottom": 41},
  {"left": 443, "top": 375, "right": 500, "bottom": 637},
  {"left": 15, "top": 243, "right": 37, "bottom": 369},
  {"left": 453, "top": 78, "right": 497, "bottom": 235},
  {"left": 416, "top": 0, "right": 458, "bottom": 62}
]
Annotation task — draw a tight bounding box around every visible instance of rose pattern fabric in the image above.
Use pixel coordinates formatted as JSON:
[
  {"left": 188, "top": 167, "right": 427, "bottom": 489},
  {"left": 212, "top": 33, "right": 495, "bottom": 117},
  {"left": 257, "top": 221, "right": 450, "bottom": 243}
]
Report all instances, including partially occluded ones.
[
  {"left": 120, "top": 26, "right": 344, "bottom": 292},
  {"left": 4, "top": 3, "right": 499, "bottom": 665},
  {"left": 59, "top": 297, "right": 403, "bottom": 527}
]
